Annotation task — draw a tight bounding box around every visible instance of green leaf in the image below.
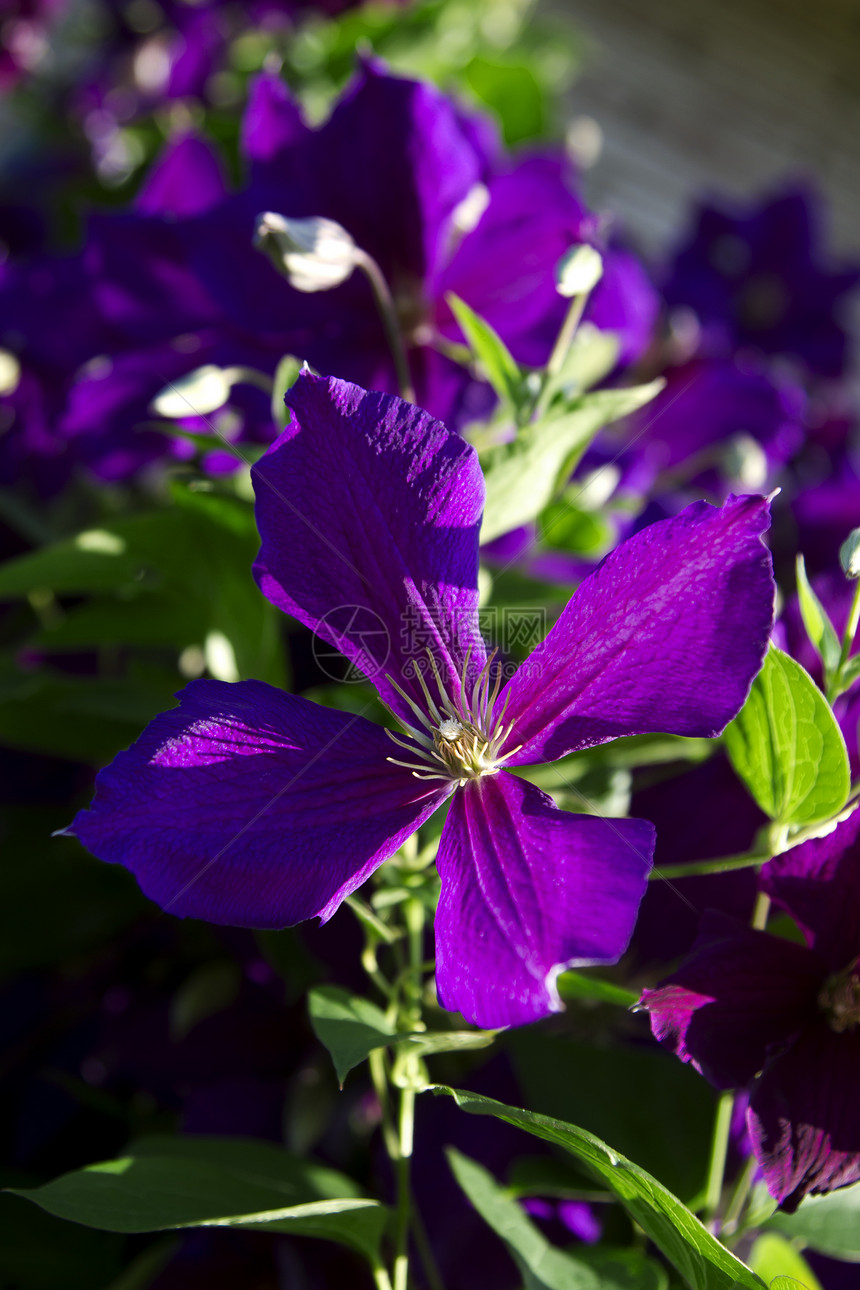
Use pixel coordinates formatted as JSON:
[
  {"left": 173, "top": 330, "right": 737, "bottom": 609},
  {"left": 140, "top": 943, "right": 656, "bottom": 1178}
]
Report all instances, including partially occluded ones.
[
  {"left": 463, "top": 55, "right": 546, "bottom": 146},
  {"left": 724, "top": 646, "right": 850, "bottom": 826},
  {"left": 766, "top": 1180, "right": 860, "bottom": 1260},
  {"left": 795, "top": 556, "right": 841, "bottom": 674},
  {"left": 556, "top": 970, "right": 639, "bottom": 1009},
  {"left": 447, "top": 1149, "right": 599, "bottom": 1290},
  {"left": 9, "top": 1136, "right": 387, "bottom": 1264},
  {"left": 433, "top": 1087, "right": 765, "bottom": 1290},
  {"left": 748, "top": 1233, "right": 823, "bottom": 1288},
  {"left": 479, "top": 381, "right": 662, "bottom": 544},
  {"left": 447, "top": 293, "right": 522, "bottom": 407},
  {"left": 307, "top": 985, "right": 394, "bottom": 1086}
]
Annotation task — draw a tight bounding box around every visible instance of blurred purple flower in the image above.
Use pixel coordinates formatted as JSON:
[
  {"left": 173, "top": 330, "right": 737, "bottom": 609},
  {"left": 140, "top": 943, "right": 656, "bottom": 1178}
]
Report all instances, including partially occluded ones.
[
  {"left": 642, "top": 808, "right": 860, "bottom": 1210},
  {"left": 71, "top": 373, "right": 775, "bottom": 1028},
  {"left": 663, "top": 185, "right": 860, "bottom": 378}
]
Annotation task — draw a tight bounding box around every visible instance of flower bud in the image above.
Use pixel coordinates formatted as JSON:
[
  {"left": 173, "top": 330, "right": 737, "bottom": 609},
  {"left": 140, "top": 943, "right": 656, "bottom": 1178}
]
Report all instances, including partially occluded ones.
[
  {"left": 839, "top": 528, "right": 860, "bottom": 580},
  {"left": 151, "top": 365, "right": 232, "bottom": 418},
  {"left": 253, "top": 213, "right": 358, "bottom": 293},
  {"left": 555, "top": 244, "right": 603, "bottom": 298}
]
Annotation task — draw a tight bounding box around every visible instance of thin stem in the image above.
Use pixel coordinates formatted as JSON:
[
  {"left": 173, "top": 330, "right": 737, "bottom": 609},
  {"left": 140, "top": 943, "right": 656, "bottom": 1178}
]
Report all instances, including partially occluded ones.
[
  {"left": 355, "top": 250, "right": 416, "bottom": 402},
  {"left": 649, "top": 850, "right": 770, "bottom": 880},
  {"left": 393, "top": 1086, "right": 416, "bottom": 1290},
  {"left": 703, "top": 1090, "right": 735, "bottom": 1230},
  {"left": 830, "top": 576, "right": 860, "bottom": 701},
  {"left": 545, "top": 292, "right": 588, "bottom": 380},
  {"left": 373, "top": 1264, "right": 395, "bottom": 1290},
  {"left": 721, "top": 1153, "right": 759, "bottom": 1239}
]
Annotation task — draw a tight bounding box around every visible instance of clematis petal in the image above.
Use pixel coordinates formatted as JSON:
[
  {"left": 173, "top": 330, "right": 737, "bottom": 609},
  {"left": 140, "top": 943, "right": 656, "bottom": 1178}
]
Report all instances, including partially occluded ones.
[
  {"left": 253, "top": 372, "right": 487, "bottom": 720},
  {"left": 135, "top": 134, "right": 227, "bottom": 219},
  {"left": 241, "top": 69, "right": 307, "bottom": 169},
  {"left": 748, "top": 1024, "right": 860, "bottom": 1211},
  {"left": 761, "top": 807, "right": 860, "bottom": 971},
  {"left": 70, "top": 680, "right": 448, "bottom": 928},
  {"left": 433, "top": 772, "right": 654, "bottom": 1028},
  {"left": 641, "top": 912, "right": 823, "bottom": 1089},
  {"left": 499, "top": 495, "right": 774, "bottom": 766}
]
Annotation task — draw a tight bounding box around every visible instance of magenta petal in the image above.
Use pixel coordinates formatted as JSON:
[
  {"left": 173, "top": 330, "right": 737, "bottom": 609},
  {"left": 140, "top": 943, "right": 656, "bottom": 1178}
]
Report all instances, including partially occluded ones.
[
  {"left": 762, "top": 807, "right": 860, "bottom": 970},
  {"left": 641, "top": 912, "right": 823, "bottom": 1089},
  {"left": 500, "top": 495, "right": 775, "bottom": 765},
  {"left": 434, "top": 773, "right": 654, "bottom": 1028},
  {"left": 253, "top": 373, "right": 487, "bottom": 720},
  {"left": 748, "top": 1025, "right": 860, "bottom": 1211},
  {"left": 71, "top": 680, "right": 448, "bottom": 927}
]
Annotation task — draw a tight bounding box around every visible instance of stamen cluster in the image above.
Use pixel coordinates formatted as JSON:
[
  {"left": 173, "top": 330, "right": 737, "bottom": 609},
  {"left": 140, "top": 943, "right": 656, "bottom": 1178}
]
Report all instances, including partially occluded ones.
[
  {"left": 383, "top": 649, "right": 521, "bottom": 787},
  {"left": 818, "top": 960, "right": 860, "bottom": 1033}
]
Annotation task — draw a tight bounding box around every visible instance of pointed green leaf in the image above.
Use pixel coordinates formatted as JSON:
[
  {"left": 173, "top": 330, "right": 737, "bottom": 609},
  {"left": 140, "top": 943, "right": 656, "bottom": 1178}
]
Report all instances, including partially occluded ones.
[
  {"left": 447, "top": 293, "right": 522, "bottom": 407},
  {"left": 479, "top": 380, "right": 662, "bottom": 544},
  {"left": 766, "top": 1179, "right": 860, "bottom": 1260},
  {"left": 8, "top": 1136, "right": 387, "bottom": 1264},
  {"left": 308, "top": 985, "right": 395, "bottom": 1086},
  {"left": 795, "top": 556, "right": 841, "bottom": 674},
  {"left": 725, "top": 646, "right": 850, "bottom": 826},
  {"left": 447, "top": 1149, "right": 599, "bottom": 1290},
  {"left": 433, "top": 1087, "right": 766, "bottom": 1290}
]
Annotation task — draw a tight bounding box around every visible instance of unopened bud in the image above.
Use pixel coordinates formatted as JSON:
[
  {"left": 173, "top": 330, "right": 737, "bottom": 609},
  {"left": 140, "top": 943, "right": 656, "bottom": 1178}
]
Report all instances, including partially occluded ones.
[
  {"left": 0, "top": 349, "right": 21, "bottom": 396},
  {"left": 151, "top": 365, "right": 232, "bottom": 418},
  {"left": 555, "top": 244, "right": 603, "bottom": 298},
  {"left": 840, "top": 528, "right": 860, "bottom": 580},
  {"left": 253, "top": 212, "right": 358, "bottom": 293},
  {"left": 724, "top": 433, "right": 768, "bottom": 490}
]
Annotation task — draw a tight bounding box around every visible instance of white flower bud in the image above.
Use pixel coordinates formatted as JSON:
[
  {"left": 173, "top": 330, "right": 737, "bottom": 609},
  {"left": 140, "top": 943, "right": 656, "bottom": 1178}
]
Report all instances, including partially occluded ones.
[
  {"left": 840, "top": 528, "right": 860, "bottom": 580},
  {"left": 151, "top": 365, "right": 232, "bottom": 418},
  {"left": 253, "top": 212, "right": 358, "bottom": 293},
  {"left": 555, "top": 244, "right": 603, "bottom": 298},
  {"left": 0, "top": 349, "right": 21, "bottom": 396}
]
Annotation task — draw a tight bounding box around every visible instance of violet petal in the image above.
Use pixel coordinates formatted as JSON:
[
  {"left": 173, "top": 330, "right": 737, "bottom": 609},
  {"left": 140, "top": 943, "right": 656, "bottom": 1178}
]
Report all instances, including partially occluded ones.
[
  {"left": 434, "top": 772, "right": 653, "bottom": 1028},
  {"left": 762, "top": 807, "right": 860, "bottom": 971},
  {"left": 253, "top": 372, "right": 487, "bottom": 720},
  {"left": 71, "top": 679, "right": 448, "bottom": 927},
  {"left": 500, "top": 494, "right": 775, "bottom": 766},
  {"left": 748, "top": 1024, "right": 860, "bottom": 1211},
  {"left": 642, "top": 911, "right": 823, "bottom": 1089}
]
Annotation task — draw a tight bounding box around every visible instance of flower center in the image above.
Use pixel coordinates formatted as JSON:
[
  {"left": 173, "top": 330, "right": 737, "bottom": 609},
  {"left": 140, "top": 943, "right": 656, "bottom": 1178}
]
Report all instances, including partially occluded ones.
[
  {"left": 382, "top": 648, "right": 521, "bottom": 788},
  {"left": 818, "top": 960, "right": 860, "bottom": 1033}
]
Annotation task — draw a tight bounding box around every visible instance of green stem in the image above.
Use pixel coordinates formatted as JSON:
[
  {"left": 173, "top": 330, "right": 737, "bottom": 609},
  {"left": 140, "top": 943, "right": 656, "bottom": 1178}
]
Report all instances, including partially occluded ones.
[
  {"left": 393, "top": 1086, "right": 416, "bottom": 1290},
  {"left": 830, "top": 576, "right": 860, "bottom": 701},
  {"left": 545, "top": 292, "right": 588, "bottom": 380},
  {"left": 355, "top": 250, "right": 416, "bottom": 403},
  {"left": 721, "top": 1154, "right": 759, "bottom": 1239},
  {"left": 703, "top": 1091, "right": 735, "bottom": 1229},
  {"left": 373, "top": 1264, "right": 395, "bottom": 1290},
  {"left": 649, "top": 850, "right": 770, "bottom": 880},
  {"left": 751, "top": 890, "right": 771, "bottom": 931}
]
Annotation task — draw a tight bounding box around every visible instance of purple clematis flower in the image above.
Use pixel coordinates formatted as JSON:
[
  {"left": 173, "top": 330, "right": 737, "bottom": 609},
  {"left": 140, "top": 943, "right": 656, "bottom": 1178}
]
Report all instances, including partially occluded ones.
[
  {"left": 71, "top": 373, "right": 775, "bottom": 1028},
  {"left": 642, "top": 807, "right": 860, "bottom": 1210},
  {"left": 663, "top": 184, "right": 860, "bottom": 378}
]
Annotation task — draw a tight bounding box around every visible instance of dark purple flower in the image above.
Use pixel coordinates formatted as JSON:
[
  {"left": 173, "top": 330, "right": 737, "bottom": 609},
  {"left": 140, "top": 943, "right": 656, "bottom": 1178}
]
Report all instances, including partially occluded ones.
[
  {"left": 71, "top": 373, "right": 774, "bottom": 1028},
  {"left": 663, "top": 184, "right": 860, "bottom": 378},
  {"left": 642, "top": 808, "right": 860, "bottom": 1210}
]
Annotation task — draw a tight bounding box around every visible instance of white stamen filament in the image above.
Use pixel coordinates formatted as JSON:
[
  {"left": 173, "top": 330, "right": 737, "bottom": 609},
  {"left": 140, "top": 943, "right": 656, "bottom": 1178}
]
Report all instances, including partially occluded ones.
[{"left": 382, "top": 649, "right": 522, "bottom": 787}]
